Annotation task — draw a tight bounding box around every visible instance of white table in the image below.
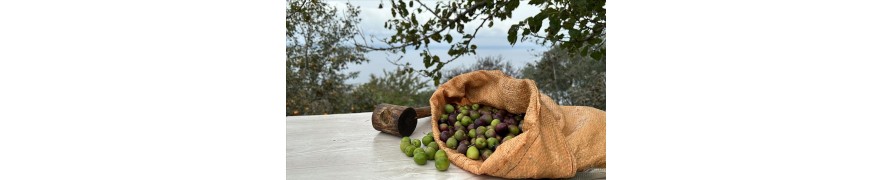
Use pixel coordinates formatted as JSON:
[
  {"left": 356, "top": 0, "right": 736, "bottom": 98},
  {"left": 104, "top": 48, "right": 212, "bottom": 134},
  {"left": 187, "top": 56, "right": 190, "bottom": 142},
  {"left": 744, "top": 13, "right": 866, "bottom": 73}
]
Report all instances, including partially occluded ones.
[{"left": 286, "top": 112, "right": 606, "bottom": 179}]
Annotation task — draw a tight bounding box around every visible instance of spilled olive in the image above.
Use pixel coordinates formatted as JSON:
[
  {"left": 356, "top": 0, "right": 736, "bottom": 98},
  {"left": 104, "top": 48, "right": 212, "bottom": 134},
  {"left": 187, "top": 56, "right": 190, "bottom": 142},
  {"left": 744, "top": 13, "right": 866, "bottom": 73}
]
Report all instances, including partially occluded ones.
[{"left": 413, "top": 148, "right": 427, "bottom": 165}]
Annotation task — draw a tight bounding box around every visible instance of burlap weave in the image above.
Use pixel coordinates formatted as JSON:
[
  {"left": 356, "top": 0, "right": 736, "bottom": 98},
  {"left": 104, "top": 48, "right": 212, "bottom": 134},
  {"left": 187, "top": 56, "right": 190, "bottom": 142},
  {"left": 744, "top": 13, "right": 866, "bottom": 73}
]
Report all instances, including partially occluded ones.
[{"left": 430, "top": 70, "right": 606, "bottom": 179}]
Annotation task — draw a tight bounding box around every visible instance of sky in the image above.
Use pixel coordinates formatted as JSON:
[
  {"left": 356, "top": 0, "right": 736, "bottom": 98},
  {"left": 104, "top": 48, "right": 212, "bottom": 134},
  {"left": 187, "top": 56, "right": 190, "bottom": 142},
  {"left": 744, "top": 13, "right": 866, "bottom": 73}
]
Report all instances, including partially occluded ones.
[{"left": 325, "top": 0, "right": 550, "bottom": 86}]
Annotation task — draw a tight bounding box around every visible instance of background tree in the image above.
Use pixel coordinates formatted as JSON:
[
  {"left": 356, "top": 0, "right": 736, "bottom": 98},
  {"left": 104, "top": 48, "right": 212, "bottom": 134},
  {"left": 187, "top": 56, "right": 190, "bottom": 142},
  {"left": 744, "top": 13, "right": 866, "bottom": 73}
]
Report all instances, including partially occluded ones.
[
  {"left": 350, "top": 67, "right": 434, "bottom": 112},
  {"left": 286, "top": 0, "right": 367, "bottom": 115},
  {"left": 442, "top": 55, "right": 520, "bottom": 81},
  {"left": 366, "top": 0, "right": 606, "bottom": 85},
  {"left": 523, "top": 45, "right": 606, "bottom": 110}
]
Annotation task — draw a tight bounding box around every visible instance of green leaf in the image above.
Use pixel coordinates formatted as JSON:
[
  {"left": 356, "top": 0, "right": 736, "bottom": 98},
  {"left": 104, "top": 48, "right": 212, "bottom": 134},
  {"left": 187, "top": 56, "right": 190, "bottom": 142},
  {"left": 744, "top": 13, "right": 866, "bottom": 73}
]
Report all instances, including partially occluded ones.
[
  {"left": 431, "top": 33, "right": 442, "bottom": 42},
  {"left": 507, "top": 24, "right": 519, "bottom": 45},
  {"left": 445, "top": 34, "right": 453, "bottom": 43},
  {"left": 506, "top": 0, "right": 520, "bottom": 12}
]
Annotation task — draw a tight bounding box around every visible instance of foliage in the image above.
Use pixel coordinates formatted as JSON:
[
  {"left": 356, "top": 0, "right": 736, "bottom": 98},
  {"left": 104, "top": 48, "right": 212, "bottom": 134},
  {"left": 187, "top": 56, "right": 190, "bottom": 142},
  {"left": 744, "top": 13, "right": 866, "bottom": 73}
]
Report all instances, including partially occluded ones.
[
  {"left": 442, "top": 55, "right": 520, "bottom": 81},
  {"left": 286, "top": 0, "right": 368, "bottom": 115},
  {"left": 522, "top": 45, "right": 606, "bottom": 110},
  {"left": 367, "top": 0, "right": 606, "bottom": 85},
  {"left": 350, "top": 67, "right": 434, "bottom": 112}
]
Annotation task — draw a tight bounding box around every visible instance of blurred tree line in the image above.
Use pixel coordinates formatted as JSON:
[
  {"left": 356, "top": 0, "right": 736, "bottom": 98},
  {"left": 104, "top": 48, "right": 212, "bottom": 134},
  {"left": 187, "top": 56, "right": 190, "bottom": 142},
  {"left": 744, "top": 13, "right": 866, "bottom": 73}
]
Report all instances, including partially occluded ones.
[{"left": 286, "top": 0, "right": 604, "bottom": 115}]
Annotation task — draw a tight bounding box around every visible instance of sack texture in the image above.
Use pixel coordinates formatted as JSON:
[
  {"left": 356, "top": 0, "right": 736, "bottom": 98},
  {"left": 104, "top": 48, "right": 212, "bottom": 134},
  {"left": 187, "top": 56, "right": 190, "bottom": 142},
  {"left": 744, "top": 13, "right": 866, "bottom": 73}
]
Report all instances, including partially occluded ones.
[{"left": 430, "top": 70, "right": 606, "bottom": 178}]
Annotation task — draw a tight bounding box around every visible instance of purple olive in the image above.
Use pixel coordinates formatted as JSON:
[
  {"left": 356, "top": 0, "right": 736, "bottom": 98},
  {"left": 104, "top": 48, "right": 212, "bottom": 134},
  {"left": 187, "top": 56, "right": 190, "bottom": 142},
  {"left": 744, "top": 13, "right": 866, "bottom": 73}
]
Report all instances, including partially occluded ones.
[
  {"left": 475, "top": 118, "right": 487, "bottom": 127},
  {"left": 503, "top": 116, "right": 516, "bottom": 125},
  {"left": 496, "top": 123, "right": 509, "bottom": 136},
  {"left": 440, "top": 131, "right": 450, "bottom": 142},
  {"left": 439, "top": 124, "right": 448, "bottom": 131},
  {"left": 481, "top": 114, "right": 492, "bottom": 123},
  {"left": 457, "top": 143, "right": 469, "bottom": 154}
]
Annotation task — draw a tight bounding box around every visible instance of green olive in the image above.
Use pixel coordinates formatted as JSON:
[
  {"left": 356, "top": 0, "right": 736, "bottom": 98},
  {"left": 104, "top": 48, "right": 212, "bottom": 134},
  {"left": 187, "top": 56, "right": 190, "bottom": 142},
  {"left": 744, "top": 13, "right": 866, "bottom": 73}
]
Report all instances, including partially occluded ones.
[
  {"left": 474, "top": 137, "right": 486, "bottom": 149},
  {"left": 445, "top": 104, "right": 455, "bottom": 114},
  {"left": 466, "top": 146, "right": 479, "bottom": 160},
  {"left": 400, "top": 137, "right": 411, "bottom": 152},
  {"left": 404, "top": 145, "right": 416, "bottom": 157},
  {"left": 414, "top": 148, "right": 427, "bottom": 165},
  {"left": 460, "top": 116, "right": 472, "bottom": 126},
  {"left": 487, "top": 137, "right": 499, "bottom": 150},
  {"left": 412, "top": 139, "right": 422, "bottom": 148},
  {"left": 435, "top": 150, "right": 449, "bottom": 171},
  {"left": 423, "top": 134, "right": 434, "bottom": 145},
  {"left": 428, "top": 142, "right": 439, "bottom": 151},
  {"left": 446, "top": 137, "right": 457, "bottom": 149},
  {"left": 425, "top": 146, "right": 436, "bottom": 160}
]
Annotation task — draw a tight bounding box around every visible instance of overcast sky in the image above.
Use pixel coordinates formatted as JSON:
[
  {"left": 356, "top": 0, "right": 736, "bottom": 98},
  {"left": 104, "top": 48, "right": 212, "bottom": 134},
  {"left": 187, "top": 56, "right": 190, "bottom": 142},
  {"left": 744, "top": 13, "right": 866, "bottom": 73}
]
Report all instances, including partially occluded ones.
[{"left": 326, "top": 0, "right": 549, "bottom": 86}]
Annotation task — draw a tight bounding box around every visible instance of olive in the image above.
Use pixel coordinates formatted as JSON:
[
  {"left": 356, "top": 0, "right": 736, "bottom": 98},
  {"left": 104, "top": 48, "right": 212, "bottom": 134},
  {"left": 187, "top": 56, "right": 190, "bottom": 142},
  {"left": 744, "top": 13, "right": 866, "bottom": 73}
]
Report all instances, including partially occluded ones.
[
  {"left": 490, "top": 119, "right": 501, "bottom": 127},
  {"left": 453, "top": 130, "right": 466, "bottom": 141},
  {"left": 496, "top": 109, "right": 507, "bottom": 117},
  {"left": 435, "top": 150, "right": 449, "bottom": 171},
  {"left": 454, "top": 122, "right": 464, "bottom": 132},
  {"left": 502, "top": 135, "right": 514, "bottom": 143},
  {"left": 480, "top": 114, "right": 493, "bottom": 124},
  {"left": 404, "top": 145, "right": 416, "bottom": 157},
  {"left": 518, "top": 120, "right": 524, "bottom": 132},
  {"left": 470, "top": 110, "right": 481, "bottom": 120},
  {"left": 466, "top": 146, "right": 479, "bottom": 160},
  {"left": 423, "top": 133, "right": 434, "bottom": 145},
  {"left": 460, "top": 139, "right": 470, "bottom": 148},
  {"left": 487, "top": 137, "right": 499, "bottom": 150},
  {"left": 474, "top": 118, "right": 487, "bottom": 127},
  {"left": 445, "top": 104, "right": 455, "bottom": 114},
  {"left": 428, "top": 142, "right": 439, "bottom": 151},
  {"left": 414, "top": 148, "right": 427, "bottom": 165},
  {"left": 485, "top": 129, "right": 496, "bottom": 138},
  {"left": 456, "top": 113, "right": 465, "bottom": 123},
  {"left": 482, "top": 149, "right": 493, "bottom": 160},
  {"left": 439, "top": 131, "right": 450, "bottom": 142},
  {"left": 503, "top": 116, "right": 516, "bottom": 125},
  {"left": 448, "top": 114, "right": 457, "bottom": 125},
  {"left": 468, "top": 129, "right": 477, "bottom": 138},
  {"left": 425, "top": 146, "right": 436, "bottom": 160},
  {"left": 457, "top": 143, "right": 469, "bottom": 154},
  {"left": 476, "top": 126, "right": 486, "bottom": 137},
  {"left": 509, "top": 124, "right": 520, "bottom": 136},
  {"left": 412, "top": 139, "right": 422, "bottom": 148},
  {"left": 440, "top": 114, "right": 448, "bottom": 121},
  {"left": 471, "top": 104, "right": 480, "bottom": 110},
  {"left": 439, "top": 123, "right": 449, "bottom": 131},
  {"left": 400, "top": 137, "right": 411, "bottom": 152},
  {"left": 474, "top": 137, "right": 486, "bottom": 149},
  {"left": 460, "top": 109, "right": 468, "bottom": 116},
  {"left": 446, "top": 137, "right": 457, "bottom": 149},
  {"left": 495, "top": 123, "right": 509, "bottom": 136},
  {"left": 460, "top": 116, "right": 472, "bottom": 126}
]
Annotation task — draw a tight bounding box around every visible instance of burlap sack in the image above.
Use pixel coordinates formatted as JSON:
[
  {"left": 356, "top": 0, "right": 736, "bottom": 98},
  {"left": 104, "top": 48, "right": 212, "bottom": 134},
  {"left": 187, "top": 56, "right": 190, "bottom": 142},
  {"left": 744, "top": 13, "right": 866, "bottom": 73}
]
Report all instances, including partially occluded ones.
[{"left": 430, "top": 70, "right": 606, "bottom": 179}]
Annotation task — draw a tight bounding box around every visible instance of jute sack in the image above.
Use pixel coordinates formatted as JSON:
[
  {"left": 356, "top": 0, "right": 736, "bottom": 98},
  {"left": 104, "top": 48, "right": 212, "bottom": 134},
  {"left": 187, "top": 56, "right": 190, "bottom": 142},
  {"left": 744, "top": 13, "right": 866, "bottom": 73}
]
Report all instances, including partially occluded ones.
[{"left": 430, "top": 70, "right": 606, "bottom": 178}]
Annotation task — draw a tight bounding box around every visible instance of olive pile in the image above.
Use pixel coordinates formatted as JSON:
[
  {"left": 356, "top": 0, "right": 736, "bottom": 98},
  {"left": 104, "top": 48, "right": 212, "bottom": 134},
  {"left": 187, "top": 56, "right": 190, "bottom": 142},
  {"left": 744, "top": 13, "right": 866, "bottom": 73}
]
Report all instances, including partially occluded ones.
[
  {"left": 400, "top": 133, "right": 450, "bottom": 171},
  {"left": 438, "top": 103, "right": 524, "bottom": 161}
]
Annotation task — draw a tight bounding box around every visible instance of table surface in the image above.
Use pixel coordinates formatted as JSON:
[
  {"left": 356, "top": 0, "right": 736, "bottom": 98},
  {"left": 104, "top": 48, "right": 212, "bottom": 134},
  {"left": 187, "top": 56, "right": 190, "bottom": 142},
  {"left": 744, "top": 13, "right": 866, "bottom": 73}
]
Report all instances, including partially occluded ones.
[{"left": 286, "top": 112, "right": 606, "bottom": 179}]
